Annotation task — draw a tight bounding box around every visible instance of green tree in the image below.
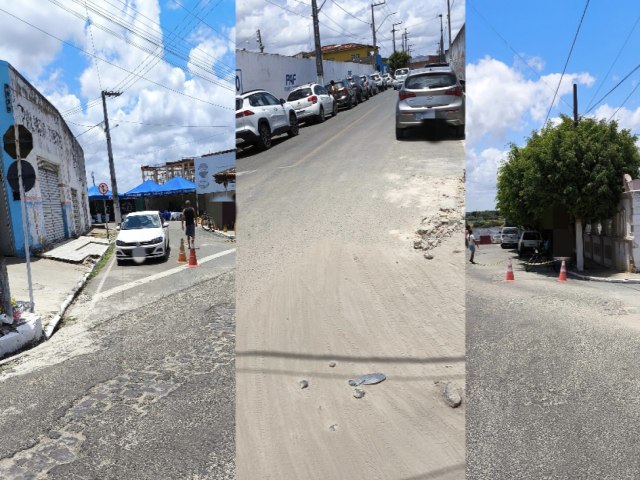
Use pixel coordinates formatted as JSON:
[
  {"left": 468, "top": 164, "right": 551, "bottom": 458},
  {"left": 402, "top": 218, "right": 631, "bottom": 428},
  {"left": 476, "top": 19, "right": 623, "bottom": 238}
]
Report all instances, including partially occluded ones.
[
  {"left": 497, "top": 115, "right": 640, "bottom": 269},
  {"left": 388, "top": 51, "right": 410, "bottom": 73}
]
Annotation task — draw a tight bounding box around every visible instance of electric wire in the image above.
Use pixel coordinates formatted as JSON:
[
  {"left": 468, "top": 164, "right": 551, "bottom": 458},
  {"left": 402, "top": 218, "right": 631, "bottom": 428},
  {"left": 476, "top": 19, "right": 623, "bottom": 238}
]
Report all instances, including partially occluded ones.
[{"left": 542, "top": 0, "right": 590, "bottom": 127}]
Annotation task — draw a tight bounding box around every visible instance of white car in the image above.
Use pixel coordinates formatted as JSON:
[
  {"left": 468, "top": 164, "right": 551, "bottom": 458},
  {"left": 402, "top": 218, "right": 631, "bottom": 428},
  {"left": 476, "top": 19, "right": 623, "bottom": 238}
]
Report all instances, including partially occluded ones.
[
  {"left": 393, "top": 68, "right": 410, "bottom": 90},
  {"left": 500, "top": 227, "right": 520, "bottom": 248},
  {"left": 236, "top": 89, "right": 299, "bottom": 150},
  {"left": 115, "top": 211, "right": 170, "bottom": 265},
  {"left": 286, "top": 83, "right": 337, "bottom": 123}
]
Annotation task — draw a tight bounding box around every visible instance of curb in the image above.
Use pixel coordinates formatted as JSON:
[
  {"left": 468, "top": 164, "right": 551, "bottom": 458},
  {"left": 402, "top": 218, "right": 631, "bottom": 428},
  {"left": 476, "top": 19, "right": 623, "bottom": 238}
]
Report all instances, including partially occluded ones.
[
  {"left": 0, "top": 312, "right": 42, "bottom": 359},
  {"left": 44, "top": 243, "right": 113, "bottom": 340},
  {"left": 567, "top": 270, "right": 640, "bottom": 284}
]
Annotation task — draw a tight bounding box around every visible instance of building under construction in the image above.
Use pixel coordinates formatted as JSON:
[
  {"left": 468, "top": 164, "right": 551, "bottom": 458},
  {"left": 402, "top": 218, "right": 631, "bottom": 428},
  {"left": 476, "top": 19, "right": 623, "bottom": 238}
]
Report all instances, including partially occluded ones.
[{"left": 141, "top": 158, "right": 195, "bottom": 184}]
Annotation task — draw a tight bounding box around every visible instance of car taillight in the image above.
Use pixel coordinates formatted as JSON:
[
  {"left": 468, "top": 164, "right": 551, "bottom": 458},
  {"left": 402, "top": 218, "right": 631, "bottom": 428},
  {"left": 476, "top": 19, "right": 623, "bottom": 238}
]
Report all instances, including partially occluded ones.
[
  {"left": 445, "top": 87, "right": 463, "bottom": 96},
  {"left": 308, "top": 95, "right": 318, "bottom": 103},
  {"left": 399, "top": 91, "right": 416, "bottom": 100},
  {"left": 236, "top": 110, "right": 254, "bottom": 118}
]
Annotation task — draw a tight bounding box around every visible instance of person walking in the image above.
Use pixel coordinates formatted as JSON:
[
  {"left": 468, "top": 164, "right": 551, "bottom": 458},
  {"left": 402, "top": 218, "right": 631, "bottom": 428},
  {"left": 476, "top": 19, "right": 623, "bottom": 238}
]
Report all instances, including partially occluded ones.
[
  {"left": 468, "top": 228, "right": 478, "bottom": 264},
  {"left": 181, "top": 200, "right": 196, "bottom": 249}
]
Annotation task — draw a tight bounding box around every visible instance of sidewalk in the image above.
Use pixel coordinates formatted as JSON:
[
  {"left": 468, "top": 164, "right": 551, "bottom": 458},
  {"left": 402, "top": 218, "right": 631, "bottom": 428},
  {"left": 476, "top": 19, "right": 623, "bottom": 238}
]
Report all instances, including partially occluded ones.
[
  {"left": 0, "top": 230, "right": 112, "bottom": 358},
  {"left": 568, "top": 265, "right": 640, "bottom": 283}
]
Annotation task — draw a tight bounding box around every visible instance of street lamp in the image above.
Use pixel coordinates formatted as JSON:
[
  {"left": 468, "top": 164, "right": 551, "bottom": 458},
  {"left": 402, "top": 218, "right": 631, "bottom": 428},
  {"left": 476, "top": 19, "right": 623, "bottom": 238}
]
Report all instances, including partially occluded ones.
[{"left": 376, "top": 12, "right": 396, "bottom": 32}]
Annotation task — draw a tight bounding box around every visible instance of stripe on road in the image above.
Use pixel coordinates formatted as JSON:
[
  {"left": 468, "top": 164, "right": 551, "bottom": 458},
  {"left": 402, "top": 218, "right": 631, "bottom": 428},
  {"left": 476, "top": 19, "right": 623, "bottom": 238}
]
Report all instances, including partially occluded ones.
[{"left": 94, "top": 248, "right": 236, "bottom": 300}]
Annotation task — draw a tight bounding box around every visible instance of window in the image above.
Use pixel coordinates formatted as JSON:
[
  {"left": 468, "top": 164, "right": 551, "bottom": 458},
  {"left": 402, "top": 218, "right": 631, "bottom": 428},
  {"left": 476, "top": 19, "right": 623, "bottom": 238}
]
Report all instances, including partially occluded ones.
[{"left": 351, "top": 54, "right": 360, "bottom": 61}]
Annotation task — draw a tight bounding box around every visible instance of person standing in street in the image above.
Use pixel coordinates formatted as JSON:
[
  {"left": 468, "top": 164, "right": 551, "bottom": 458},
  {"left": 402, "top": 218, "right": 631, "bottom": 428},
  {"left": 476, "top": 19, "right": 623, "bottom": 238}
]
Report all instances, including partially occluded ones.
[
  {"left": 181, "top": 200, "right": 196, "bottom": 249},
  {"left": 468, "top": 228, "right": 478, "bottom": 264}
]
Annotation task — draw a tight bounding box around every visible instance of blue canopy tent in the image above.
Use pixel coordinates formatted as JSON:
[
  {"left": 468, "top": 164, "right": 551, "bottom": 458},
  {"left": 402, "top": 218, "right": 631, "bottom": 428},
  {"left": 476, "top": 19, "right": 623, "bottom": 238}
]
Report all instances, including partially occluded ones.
[
  {"left": 123, "top": 179, "right": 162, "bottom": 198},
  {"left": 156, "top": 176, "right": 196, "bottom": 195}
]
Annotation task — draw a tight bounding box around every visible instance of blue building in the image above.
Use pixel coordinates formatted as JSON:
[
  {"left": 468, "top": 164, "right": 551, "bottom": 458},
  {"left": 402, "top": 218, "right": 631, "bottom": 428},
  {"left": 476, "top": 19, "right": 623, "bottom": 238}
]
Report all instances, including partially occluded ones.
[{"left": 0, "top": 61, "right": 90, "bottom": 257}]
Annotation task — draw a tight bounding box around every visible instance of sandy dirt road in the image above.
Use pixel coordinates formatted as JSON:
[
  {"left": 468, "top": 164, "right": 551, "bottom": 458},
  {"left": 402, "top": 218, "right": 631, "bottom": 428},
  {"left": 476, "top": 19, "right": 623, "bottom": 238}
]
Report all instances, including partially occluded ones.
[{"left": 236, "top": 90, "right": 465, "bottom": 479}]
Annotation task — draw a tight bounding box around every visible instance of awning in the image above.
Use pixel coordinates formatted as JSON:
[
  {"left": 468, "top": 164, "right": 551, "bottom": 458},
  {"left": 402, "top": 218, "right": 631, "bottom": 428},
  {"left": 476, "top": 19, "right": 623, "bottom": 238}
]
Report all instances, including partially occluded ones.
[{"left": 123, "top": 179, "right": 162, "bottom": 198}]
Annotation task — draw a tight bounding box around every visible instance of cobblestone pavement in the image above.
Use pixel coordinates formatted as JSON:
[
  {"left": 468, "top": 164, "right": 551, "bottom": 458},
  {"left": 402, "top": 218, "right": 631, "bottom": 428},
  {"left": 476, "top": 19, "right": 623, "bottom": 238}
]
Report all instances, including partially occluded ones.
[{"left": 0, "top": 273, "right": 235, "bottom": 480}]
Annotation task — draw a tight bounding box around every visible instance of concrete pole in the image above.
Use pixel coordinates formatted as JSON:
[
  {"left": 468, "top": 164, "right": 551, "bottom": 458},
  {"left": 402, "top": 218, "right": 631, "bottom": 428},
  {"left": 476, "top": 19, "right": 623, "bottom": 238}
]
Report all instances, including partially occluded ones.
[
  {"left": 13, "top": 124, "right": 34, "bottom": 313},
  {"left": 311, "top": 0, "right": 324, "bottom": 84},
  {"left": 0, "top": 256, "right": 12, "bottom": 319},
  {"left": 576, "top": 218, "right": 584, "bottom": 271},
  {"left": 447, "top": 0, "right": 452, "bottom": 50},
  {"left": 102, "top": 90, "right": 122, "bottom": 225}
]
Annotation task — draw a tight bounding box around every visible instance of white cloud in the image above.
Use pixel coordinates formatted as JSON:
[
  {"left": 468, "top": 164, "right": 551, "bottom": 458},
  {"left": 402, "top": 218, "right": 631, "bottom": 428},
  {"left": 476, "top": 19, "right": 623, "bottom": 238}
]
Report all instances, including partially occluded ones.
[
  {"left": 466, "top": 56, "right": 595, "bottom": 146},
  {"left": 466, "top": 147, "right": 508, "bottom": 211},
  {"left": 236, "top": 0, "right": 465, "bottom": 59},
  {"left": 1, "top": 1, "right": 234, "bottom": 192}
]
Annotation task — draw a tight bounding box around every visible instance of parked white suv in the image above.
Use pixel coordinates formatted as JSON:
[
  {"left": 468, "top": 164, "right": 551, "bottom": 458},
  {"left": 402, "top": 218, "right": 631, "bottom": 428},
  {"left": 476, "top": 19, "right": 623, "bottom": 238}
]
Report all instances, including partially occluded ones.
[
  {"left": 518, "top": 231, "right": 543, "bottom": 256},
  {"left": 236, "top": 89, "right": 299, "bottom": 150},
  {"left": 286, "top": 83, "right": 337, "bottom": 124},
  {"left": 500, "top": 227, "right": 520, "bottom": 249}
]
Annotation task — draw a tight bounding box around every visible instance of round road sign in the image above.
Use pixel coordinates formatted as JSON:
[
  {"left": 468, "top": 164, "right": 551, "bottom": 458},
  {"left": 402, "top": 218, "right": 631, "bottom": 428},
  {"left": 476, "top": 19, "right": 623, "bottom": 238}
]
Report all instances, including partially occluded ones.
[
  {"left": 7, "top": 160, "right": 36, "bottom": 192},
  {"left": 98, "top": 182, "right": 109, "bottom": 195}
]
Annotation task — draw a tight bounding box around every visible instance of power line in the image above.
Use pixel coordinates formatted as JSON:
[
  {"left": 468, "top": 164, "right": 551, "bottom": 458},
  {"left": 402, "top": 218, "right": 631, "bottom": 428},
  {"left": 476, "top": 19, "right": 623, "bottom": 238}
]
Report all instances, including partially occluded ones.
[
  {"left": 608, "top": 80, "right": 640, "bottom": 122},
  {"left": 469, "top": 3, "right": 573, "bottom": 112},
  {"left": 542, "top": 0, "right": 590, "bottom": 127},
  {"left": 584, "top": 12, "right": 640, "bottom": 113},
  {"left": 330, "top": 0, "right": 369, "bottom": 25},
  {"left": 0, "top": 7, "right": 234, "bottom": 112},
  {"left": 584, "top": 63, "right": 640, "bottom": 115}
]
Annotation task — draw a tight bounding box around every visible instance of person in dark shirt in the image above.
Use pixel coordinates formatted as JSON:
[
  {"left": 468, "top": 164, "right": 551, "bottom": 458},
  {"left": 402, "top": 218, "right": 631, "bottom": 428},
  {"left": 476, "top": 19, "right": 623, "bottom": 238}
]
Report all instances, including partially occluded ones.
[{"left": 181, "top": 200, "right": 196, "bottom": 249}]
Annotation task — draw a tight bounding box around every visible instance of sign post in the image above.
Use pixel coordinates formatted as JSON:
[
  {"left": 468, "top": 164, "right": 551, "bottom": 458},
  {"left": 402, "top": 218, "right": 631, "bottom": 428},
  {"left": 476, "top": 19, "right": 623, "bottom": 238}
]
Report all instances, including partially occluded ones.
[
  {"left": 3, "top": 124, "right": 35, "bottom": 313},
  {"left": 98, "top": 182, "right": 110, "bottom": 237}
]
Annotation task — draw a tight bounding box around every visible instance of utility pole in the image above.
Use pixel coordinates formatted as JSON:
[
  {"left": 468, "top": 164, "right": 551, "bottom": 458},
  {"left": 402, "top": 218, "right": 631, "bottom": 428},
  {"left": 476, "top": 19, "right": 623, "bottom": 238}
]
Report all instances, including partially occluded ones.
[
  {"left": 311, "top": 0, "right": 324, "bottom": 84},
  {"left": 573, "top": 83, "right": 579, "bottom": 127},
  {"left": 370, "top": 1, "right": 385, "bottom": 70},
  {"left": 256, "top": 29, "right": 264, "bottom": 53},
  {"left": 447, "top": 0, "right": 452, "bottom": 50},
  {"left": 101, "top": 90, "right": 122, "bottom": 225},
  {"left": 91, "top": 171, "right": 95, "bottom": 186},
  {"left": 439, "top": 14, "right": 444, "bottom": 62},
  {"left": 403, "top": 28, "right": 408, "bottom": 52},
  {"left": 391, "top": 21, "right": 402, "bottom": 54}
]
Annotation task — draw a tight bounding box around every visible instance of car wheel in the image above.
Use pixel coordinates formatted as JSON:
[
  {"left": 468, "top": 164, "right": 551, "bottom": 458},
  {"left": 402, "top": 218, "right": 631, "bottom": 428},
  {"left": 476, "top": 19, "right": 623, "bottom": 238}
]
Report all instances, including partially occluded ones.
[
  {"left": 287, "top": 113, "right": 299, "bottom": 137},
  {"left": 332, "top": 102, "right": 337, "bottom": 117},
  {"left": 348, "top": 97, "right": 354, "bottom": 109},
  {"left": 256, "top": 122, "right": 272, "bottom": 150},
  {"left": 456, "top": 125, "right": 465, "bottom": 138},
  {"left": 396, "top": 127, "right": 404, "bottom": 140},
  {"left": 317, "top": 106, "right": 325, "bottom": 123},
  {"left": 116, "top": 259, "right": 123, "bottom": 266}
]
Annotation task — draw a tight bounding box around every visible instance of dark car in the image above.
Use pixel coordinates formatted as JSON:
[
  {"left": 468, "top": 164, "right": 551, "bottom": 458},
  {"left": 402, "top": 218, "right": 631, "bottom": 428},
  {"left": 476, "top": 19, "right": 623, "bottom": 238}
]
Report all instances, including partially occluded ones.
[
  {"left": 347, "top": 75, "right": 368, "bottom": 102},
  {"left": 327, "top": 80, "right": 357, "bottom": 110},
  {"left": 360, "top": 74, "right": 378, "bottom": 96}
]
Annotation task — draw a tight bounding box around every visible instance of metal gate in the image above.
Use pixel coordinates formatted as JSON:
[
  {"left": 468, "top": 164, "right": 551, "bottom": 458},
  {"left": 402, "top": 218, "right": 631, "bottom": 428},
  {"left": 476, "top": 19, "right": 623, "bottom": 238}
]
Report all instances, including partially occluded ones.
[
  {"left": 71, "top": 188, "right": 81, "bottom": 236},
  {"left": 38, "top": 164, "right": 65, "bottom": 244}
]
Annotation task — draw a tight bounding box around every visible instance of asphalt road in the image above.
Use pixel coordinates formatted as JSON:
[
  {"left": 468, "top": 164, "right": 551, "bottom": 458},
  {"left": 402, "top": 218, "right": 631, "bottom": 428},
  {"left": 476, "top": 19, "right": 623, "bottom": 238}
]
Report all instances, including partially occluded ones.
[
  {"left": 0, "top": 228, "right": 236, "bottom": 479},
  {"left": 467, "top": 244, "right": 640, "bottom": 479},
  {"left": 237, "top": 88, "right": 466, "bottom": 479}
]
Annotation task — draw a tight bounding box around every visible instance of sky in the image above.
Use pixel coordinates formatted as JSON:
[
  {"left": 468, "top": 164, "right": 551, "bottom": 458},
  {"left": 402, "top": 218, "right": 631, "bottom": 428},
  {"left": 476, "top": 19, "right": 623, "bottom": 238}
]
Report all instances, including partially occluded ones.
[
  {"left": 236, "top": 0, "right": 465, "bottom": 60},
  {"left": 0, "top": 0, "right": 235, "bottom": 192},
  {"left": 467, "top": 1, "right": 640, "bottom": 212}
]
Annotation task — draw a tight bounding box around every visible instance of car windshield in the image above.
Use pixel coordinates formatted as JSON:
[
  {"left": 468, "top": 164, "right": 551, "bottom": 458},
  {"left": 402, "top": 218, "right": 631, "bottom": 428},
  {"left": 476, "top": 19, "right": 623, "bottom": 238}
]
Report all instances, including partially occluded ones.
[
  {"left": 235, "top": 97, "right": 243, "bottom": 110},
  {"left": 121, "top": 214, "right": 161, "bottom": 230},
  {"left": 395, "top": 69, "right": 409, "bottom": 76},
  {"left": 405, "top": 73, "right": 457, "bottom": 90},
  {"left": 287, "top": 88, "right": 312, "bottom": 101},
  {"left": 333, "top": 81, "right": 346, "bottom": 88},
  {"left": 503, "top": 228, "right": 518, "bottom": 235}
]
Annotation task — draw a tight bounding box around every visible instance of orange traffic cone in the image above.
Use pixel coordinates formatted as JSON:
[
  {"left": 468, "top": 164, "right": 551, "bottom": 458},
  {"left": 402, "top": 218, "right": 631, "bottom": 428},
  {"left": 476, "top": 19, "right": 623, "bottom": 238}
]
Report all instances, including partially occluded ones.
[
  {"left": 505, "top": 257, "right": 515, "bottom": 282},
  {"left": 187, "top": 248, "right": 198, "bottom": 268},
  {"left": 177, "top": 238, "right": 187, "bottom": 263},
  {"left": 557, "top": 259, "right": 567, "bottom": 282}
]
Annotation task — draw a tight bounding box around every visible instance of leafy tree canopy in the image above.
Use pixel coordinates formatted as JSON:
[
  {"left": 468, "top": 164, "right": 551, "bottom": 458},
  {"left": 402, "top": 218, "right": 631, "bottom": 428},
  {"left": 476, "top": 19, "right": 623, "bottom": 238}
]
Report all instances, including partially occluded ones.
[
  {"left": 496, "top": 115, "right": 640, "bottom": 225},
  {"left": 388, "top": 51, "right": 410, "bottom": 73}
]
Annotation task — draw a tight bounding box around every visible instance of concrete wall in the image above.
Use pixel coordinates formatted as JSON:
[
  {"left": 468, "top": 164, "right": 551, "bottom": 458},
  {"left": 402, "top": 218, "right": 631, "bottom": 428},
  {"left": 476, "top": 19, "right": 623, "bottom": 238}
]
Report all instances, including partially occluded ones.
[
  {"left": 1, "top": 61, "right": 90, "bottom": 257},
  {"left": 447, "top": 24, "right": 465, "bottom": 81},
  {"left": 236, "top": 50, "right": 375, "bottom": 100}
]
